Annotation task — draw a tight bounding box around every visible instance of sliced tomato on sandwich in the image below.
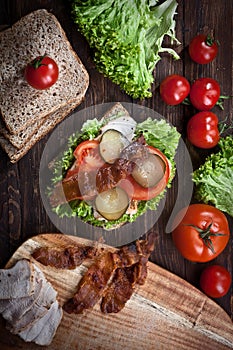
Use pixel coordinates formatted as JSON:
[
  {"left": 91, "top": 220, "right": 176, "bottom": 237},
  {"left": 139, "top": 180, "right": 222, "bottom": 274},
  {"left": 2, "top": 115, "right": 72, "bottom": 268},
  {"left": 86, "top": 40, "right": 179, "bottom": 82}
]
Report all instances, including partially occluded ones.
[{"left": 65, "top": 140, "right": 105, "bottom": 178}]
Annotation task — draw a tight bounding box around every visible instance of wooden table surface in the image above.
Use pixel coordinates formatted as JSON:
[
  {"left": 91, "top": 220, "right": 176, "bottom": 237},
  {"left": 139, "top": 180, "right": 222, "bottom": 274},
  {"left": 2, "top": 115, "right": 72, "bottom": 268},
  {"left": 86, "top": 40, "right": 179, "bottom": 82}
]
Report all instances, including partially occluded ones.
[{"left": 0, "top": 0, "right": 232, "bottom": 343}]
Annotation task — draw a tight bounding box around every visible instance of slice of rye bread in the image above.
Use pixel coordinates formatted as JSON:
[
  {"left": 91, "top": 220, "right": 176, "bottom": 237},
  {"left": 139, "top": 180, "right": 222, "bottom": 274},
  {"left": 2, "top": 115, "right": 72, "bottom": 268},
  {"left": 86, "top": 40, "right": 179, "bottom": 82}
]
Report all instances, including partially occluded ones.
[
  {"left": 0, "top": 99, "right": 79, "bottom": 163},
  {"left": 0, "top": 98, "right": 79, "bottom": 150},
  {"left": 0, "top": 9, "right": 89, "bottom": 135},
  {"left": 100, "top": 102, "right": 136, "bottom": 136},
  {"left": 0, "top": 115, "right": 47, "bottom": 150},
  {"left": 101, "top": 102, "right": 131, "bottom": 122}
]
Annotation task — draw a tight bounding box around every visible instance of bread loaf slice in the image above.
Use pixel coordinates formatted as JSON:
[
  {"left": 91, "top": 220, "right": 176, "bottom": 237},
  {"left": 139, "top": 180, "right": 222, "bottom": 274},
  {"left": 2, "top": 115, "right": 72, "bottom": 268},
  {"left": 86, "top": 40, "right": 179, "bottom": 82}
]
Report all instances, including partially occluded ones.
[
  {"left": 0, "top": 260, "right": 36, "bottom": 299},
  {"left": 0, "top": 97, "right": 80, "bottom": 150},
  {"left": 0, "top": 9, "right": 89, "bottom": 135},
  {"left": 0, "top": 116, "right": 46, "bottom": 150},
  {"left": 0, "top": 100, "right": 79, "bottom": 163}
]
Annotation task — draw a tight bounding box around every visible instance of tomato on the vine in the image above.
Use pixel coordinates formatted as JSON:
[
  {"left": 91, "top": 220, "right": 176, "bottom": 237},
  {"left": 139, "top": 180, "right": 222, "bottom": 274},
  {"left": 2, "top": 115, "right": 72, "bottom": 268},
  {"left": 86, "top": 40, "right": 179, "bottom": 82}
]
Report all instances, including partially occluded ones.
[
  {"left": 187, "top": 111, "right": 220, "bottom": 149},
  {"left": 160, "top": 74, "right": 190, "bottom": 105},
  {"left": 25, "top": 56, "right": 59, "bottom": 90},
  {"left": 172, "top": 204, "right": 230, "bottom": 262},
  {"left": 189, "top": 78, "right": 220, "bottom": 110},
  {"left": 119, "top": 146, "right": 171, "bottom": 201},
  {"left": 200, "top": 265, "right": 231, "bottom": 298},
  {"left": 189, "top": 34, "right": 218, "bottom": 64}
]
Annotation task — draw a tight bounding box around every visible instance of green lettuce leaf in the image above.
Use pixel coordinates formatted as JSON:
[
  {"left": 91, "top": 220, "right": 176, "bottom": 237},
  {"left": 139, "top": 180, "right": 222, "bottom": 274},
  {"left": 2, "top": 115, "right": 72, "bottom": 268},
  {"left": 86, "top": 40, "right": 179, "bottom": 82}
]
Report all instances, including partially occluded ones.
[
  {"left": 71, "top": 0, "right": 179, "bottom": 99},
  {"left": 192, "top": 136, "right": 233, "bottom": 217}
]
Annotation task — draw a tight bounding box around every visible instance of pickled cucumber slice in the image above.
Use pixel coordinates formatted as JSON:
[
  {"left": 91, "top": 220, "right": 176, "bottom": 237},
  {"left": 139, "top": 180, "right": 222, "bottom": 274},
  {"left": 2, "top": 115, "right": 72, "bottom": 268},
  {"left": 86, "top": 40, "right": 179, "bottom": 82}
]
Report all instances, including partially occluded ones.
[
  {"left": 132, "top": 154, "right": 165, "bottom": 188},
  {"left": 95, "top": 187, "right": 129, "bottom": 220},
  {"left": 99, "top": 130, "right": 129, "bottom": 164}
]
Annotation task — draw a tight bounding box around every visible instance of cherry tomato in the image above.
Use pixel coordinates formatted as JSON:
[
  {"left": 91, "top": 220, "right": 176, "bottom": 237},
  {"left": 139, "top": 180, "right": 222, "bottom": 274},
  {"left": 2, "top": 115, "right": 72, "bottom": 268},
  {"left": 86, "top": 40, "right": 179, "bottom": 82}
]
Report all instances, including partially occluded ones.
[
  {"left": 189, "top": 78, "right": 220, "bottom": 111},
  {"left": 25, "top": 56, "right": 59, "bottom": 90},
  {"left": 160, "top": 75, "right": 190, "bottom": 105},
  {"left": 119, "top": 146, "right": 171, "bottom": 201},
  {"left": 200, "top": 265, "right": 231, "bottom": 298},
  {"left": 187, "top": 111, "right": 220, "bottom": 149},
  {"left": 66, "top": 140, "right": 104, "bottom": 178},
  {"left": 172, "top": 204, "right": 230, "bottom": 262},
  {"left": 189, "top": 34, "right": 218, "bottom": 64}
]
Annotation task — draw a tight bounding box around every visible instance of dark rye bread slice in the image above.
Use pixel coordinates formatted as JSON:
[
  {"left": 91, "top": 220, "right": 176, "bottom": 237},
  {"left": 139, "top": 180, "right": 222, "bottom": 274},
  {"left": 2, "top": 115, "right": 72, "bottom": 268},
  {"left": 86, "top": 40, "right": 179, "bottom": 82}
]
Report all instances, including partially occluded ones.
[
  {"left": 0, "top": 9, "right": 89, "bottom": 135},
  {"left": 0, "top": 98, "right": 79, "bottom": 150},
  {"left": 0, "top": 99, "right": 78, "bottom": 163},
  {"left": 0, "top": 115, "right": 46, "bottom": 150}
]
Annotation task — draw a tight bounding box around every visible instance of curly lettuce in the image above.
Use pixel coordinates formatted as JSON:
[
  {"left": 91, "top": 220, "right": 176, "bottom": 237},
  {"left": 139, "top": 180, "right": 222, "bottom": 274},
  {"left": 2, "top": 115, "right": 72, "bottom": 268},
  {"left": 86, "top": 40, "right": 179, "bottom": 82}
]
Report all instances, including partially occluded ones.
[
  {"left": 193, "top": 136, "right": 233, "bottom": 217},
  {"left": 71, "top": 0, "right": 179, "bottom": 99}
]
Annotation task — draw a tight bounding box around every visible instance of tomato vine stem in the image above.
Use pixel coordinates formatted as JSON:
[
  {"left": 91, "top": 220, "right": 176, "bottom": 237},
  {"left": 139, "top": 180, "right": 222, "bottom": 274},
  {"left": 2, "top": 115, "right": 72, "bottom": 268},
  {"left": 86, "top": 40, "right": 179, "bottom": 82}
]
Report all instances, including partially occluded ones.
[{"left": 185, "top": 222, "right": 227, "bottom": 254}]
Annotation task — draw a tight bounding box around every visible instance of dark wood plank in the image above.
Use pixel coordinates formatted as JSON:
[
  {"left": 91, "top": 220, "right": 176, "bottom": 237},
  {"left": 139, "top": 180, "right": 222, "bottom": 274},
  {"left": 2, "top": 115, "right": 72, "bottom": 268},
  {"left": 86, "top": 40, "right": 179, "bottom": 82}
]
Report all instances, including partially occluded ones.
[{"left": 0, "top": 0, "right": 232, "bottom": 331}]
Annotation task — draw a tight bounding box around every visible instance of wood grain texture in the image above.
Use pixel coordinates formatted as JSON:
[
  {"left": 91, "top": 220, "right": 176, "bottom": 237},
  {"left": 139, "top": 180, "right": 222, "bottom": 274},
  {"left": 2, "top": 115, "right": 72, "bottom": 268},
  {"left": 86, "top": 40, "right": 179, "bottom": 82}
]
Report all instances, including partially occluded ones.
[
  {"left": 0, "top": 0, "right": 232, "bottom": 334},
  {"left": 0, "top": 233, "right": 232, "bottom": 350}
]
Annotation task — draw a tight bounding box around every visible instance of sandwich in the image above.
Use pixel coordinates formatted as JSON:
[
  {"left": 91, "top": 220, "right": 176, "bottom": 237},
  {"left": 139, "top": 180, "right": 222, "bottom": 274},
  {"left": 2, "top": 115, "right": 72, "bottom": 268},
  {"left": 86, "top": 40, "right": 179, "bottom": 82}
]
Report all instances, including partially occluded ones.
[
  {"left": 0, "top": 9, "right": 89, "bottom": 163},
  {"left": 48, "top": 103, "right": 180, "bottom": 230}
]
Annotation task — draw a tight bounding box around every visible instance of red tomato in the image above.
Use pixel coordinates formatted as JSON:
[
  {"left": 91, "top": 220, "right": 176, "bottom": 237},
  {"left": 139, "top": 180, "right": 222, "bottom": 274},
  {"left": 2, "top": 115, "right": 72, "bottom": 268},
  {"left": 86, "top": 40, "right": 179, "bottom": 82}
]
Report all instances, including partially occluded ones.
[
  {"left": 172, "top": 204, "right": 230, "bottom": 262},
  {"left": 187, "top": 111, "right": 220, "bottom": 149},
  {"left": 189, "top": 34, "right": 218, "bottom": 64},
  {"left": 25, "top": 56, "right": 59, "bottom": 90},
  {"left": 160, "top": 75, "right": 190, "bottom": 105},
  {"left": 200, "top": 265, "right": 231, "bottom": 298},
  {"left": 119, "top": 146, "right": 171, "bottom": 201},
  {"left": 66, "top": 140, "right": 104, "bottom": 178},
  {"left": 189, "top": 78, "right": 220, "bottom": 110}
]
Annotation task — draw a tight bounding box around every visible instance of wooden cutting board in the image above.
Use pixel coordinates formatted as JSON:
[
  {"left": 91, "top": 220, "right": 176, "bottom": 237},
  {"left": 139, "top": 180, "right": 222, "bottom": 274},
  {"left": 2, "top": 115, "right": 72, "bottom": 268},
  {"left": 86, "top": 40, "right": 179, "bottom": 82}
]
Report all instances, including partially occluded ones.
[{"left": 1, "top": 233, "right": 232, "bottom": 350}]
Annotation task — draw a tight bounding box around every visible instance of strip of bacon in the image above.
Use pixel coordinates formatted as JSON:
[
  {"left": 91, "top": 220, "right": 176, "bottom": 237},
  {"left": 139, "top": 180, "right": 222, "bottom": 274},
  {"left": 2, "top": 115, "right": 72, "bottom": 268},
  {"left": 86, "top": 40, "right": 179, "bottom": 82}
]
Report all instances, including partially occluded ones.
[
  {"left": 50, "top": 158, "right": 135, "bottom": 207},
  {"left": 63, "top": 240, "right": 146, "bottom": 314},
  {"left": 49, "top": 169, "right": 97, "bottom": 207},
  {"left": 100, "top": 265, "right": 137, "bottom": 313},
  {"left": 100, "top": 232, "right": 155, "bottom": 313},
  {"left": 95, "top": 158, "right": 135, "bottom": 193},
  {"left": 32, "top": 245, "right": 97, "bottom": 270},
  {"left": 63, "top": 251, "right": 117, "bottom": 314}
]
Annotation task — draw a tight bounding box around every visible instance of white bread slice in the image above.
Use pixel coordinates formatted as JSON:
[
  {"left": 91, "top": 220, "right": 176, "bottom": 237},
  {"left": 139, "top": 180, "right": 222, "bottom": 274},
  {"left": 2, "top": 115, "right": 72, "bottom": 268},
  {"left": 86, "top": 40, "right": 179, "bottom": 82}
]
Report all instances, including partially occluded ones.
[
  {"left": 0, "top": 259, "right": 36, "bottom": 299},
  {"left": 0, "top": 99, "right": 79, "bottom": 163},
  {"left": 0, "top": 9, "right": 89, "bottom": 135}
]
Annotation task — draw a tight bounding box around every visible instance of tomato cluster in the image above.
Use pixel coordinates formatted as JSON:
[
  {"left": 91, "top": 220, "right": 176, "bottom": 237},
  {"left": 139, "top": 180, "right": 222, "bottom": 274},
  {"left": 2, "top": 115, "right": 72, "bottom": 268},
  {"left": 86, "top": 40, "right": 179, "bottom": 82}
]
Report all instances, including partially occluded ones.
[
  {"left": 160, "top": 75, "right": 223, "bottom": 149},
  {"left": 159, "top": 33, "right": 229, "bottom": 150},
  {"left": 171, "top": 204, "right": 231, "bottom": 299},
  {"left": 164, "top": 34, "right": 232, "bottom": 299}
]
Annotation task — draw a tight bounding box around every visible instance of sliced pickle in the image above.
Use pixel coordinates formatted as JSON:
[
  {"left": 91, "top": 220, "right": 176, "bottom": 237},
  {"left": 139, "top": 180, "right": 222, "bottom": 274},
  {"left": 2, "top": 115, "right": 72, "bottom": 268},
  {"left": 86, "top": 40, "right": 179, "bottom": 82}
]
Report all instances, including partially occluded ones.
[
  {"left": 99, "top": 129, "right": 129, "bottom": 164},
  {"left": 132, "top": 154, "right": 166, "bottom": 188},
  {"left": 95, "top": 187, "right": 129, "bottom": 221}
]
